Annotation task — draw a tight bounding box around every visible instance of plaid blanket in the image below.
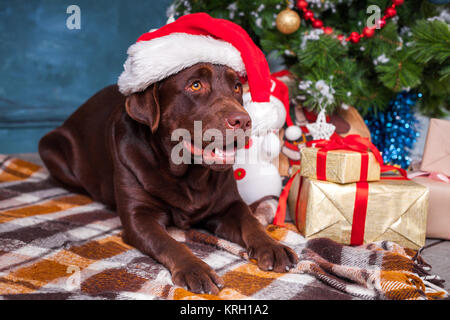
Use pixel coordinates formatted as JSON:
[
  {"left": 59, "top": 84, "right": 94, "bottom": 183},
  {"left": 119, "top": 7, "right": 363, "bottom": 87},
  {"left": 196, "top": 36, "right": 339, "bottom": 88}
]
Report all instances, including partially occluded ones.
[{"left": 0, "top": 155, "right": 447, "bottom": 300}]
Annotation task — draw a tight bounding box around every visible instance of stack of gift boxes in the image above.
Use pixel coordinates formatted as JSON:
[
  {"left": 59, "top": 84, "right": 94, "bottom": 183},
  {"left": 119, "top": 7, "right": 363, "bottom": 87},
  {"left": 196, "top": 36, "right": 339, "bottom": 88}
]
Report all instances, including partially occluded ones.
[{"left": 275, "top": 134, "right": 430, "bottom": 250}]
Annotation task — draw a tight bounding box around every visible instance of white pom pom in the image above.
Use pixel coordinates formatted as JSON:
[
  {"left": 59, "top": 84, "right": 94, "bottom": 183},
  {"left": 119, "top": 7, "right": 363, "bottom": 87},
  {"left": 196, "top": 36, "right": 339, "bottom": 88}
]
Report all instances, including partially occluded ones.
[{"left": 285, "top": 125, "right": 302, "bottom": 141}]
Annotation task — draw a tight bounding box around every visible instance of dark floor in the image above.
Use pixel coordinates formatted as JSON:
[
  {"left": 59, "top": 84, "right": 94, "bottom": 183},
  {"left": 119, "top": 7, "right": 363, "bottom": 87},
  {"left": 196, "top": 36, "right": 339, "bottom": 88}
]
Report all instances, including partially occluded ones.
[
  {"left": 421, "top": 239, "right": 450, "bottom": 294},
  {"left": 10, "top": 153, "right": 450, "bottom": 295}
]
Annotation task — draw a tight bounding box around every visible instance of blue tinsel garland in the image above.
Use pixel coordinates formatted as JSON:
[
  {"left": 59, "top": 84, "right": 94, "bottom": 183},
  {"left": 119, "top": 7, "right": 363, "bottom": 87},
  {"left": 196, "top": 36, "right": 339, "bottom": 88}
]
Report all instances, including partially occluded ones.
[{"left": 364, "top": 92, "right": 421, "bottom": 169}]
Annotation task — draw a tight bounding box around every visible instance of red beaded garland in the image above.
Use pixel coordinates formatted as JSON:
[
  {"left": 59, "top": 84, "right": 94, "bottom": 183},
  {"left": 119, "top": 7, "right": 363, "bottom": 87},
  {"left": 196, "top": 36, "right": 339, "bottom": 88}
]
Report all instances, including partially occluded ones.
[
  {"left": 349, "top": 32, "right": 361, "bottom": 43},
  {"left": 362, "top": 26, "right": 375, "bottom": 38},
  {"left": 295, "top": 0, "right": 403, "bottom": 44},
  {"left": 323, "top": 26, "right": 333, "bottom": 35},
  {"left": 312, "top": 19, "right": 323, "bottom": 28},
  {"left": 296, "top": 0, "right": 308, "bottom": 10},
  {"left": 304, "top": 10, "right": 314, "bottom": 20},
  {"left": 385, "top": 7, "right": 397, "bottom": 18}
]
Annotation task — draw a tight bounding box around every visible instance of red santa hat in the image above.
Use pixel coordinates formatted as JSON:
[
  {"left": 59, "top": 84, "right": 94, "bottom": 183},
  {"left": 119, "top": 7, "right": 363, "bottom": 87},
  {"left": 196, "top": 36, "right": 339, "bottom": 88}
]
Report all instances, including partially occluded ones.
[{"left": 118, "top": 13, "right": 272, "bottom": 112}]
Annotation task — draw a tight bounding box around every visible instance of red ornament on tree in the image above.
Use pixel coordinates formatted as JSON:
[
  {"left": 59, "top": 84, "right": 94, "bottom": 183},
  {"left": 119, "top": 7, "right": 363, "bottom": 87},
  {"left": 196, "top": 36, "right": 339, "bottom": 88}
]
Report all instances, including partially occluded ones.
[
  {"left": 295, "top": 1, "right": 401, "bottom": 45},
  {"left": 324, "top": 26, "right": 333, "bottom": 34},
  {"left": 377, "top": 19, "right": 387, "bottom": 28},
  {"left": 362, "top": 26, "right": 375, "bottom": 38},
  {"left": 349, "top": 32, "right": 361, "bottom": 43},
  {"left": 312, "top": 19, "right": 323, "bottom": 28},
  {"left": 297, "top": 0, "right": 308, "bottom": 10},
  {"left": 385, "top": 7, "right": 397, "bottom": 18},
  {"left": 304, "top": 10, "right": 314, "bottom": 20}
]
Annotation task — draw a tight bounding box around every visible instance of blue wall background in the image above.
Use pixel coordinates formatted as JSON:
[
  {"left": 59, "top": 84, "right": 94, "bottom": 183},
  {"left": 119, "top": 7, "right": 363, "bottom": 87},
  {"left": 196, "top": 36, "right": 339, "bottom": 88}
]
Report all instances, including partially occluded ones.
[{"left": 0, "top": 0, "right": 173, "bottom": 153}]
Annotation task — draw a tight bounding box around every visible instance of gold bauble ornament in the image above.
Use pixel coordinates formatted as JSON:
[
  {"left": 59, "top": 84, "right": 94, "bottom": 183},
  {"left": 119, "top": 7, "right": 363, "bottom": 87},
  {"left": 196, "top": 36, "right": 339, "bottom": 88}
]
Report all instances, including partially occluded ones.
[{"left": 276, "top": 8, "right": 301, "bottom": 34}]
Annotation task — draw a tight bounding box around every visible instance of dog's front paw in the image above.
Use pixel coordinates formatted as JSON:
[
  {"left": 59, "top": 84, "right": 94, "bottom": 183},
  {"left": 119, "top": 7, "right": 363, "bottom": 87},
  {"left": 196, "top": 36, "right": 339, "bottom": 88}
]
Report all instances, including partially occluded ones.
[
  {"left": 171, "top": 258, "right": 224, "bottom": 295},
  {"left": 248, "top": 240, "right": 299, "bottom": 273}
]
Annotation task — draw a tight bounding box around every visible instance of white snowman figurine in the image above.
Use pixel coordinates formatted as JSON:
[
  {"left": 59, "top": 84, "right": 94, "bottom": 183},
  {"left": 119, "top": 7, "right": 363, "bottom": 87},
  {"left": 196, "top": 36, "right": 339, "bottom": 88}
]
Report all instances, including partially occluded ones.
[{"left": 233, "top": 75, "right": 302, "bottom": 225}]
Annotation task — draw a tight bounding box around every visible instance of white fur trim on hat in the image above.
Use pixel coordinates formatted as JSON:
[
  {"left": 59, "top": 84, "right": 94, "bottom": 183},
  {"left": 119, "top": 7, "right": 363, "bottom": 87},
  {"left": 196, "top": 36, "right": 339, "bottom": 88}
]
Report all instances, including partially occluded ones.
[
  {"left": 243, "top": 93, "right": 286, "bottom": 135},
  {"left": 118, "top": 33, "right": 246, "bottom": 96}
]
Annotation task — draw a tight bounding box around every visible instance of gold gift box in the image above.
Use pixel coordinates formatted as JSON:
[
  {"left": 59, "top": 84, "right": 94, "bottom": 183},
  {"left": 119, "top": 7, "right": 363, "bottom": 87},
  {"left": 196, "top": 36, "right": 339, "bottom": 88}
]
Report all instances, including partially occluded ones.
[
  {"left": 300, "top": 147, "right": 381, "bottom": 184},
  {"left": 288, "top": 167, "right": 429, "bottom": 249}
]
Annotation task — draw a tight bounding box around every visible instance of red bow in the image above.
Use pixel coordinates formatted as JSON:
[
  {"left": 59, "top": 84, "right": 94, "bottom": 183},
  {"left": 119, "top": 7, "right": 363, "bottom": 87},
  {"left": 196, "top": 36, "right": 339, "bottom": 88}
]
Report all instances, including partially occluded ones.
[
  {"left": 308, "top": 133, "right": 407, "bottom": 181},
  {"left": 308, "top": 134, "right": 382, "bottom": 182},
  {"left": 309, "top": 134, "right": 383, "bottom": 161}
]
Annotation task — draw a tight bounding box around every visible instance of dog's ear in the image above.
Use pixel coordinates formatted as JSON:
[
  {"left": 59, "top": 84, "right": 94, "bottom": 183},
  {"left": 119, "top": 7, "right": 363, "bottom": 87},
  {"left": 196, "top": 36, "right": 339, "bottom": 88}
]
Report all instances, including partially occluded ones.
[{"left": 125, "top": 84, "right": 161, "bottom": 133}]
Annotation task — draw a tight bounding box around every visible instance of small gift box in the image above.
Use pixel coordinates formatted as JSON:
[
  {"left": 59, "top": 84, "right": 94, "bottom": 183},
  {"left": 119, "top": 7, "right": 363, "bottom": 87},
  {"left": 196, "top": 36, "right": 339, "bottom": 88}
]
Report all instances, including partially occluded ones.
[
  {"left": 300, "top": 134, "right": 381, "bottom": 184},
  {"left": 410, "top": 172, "right": 450, "bottom": 240},
  {"left": 420, "top": 118, "right": 450, "bottom": 177},
  {"left": 276, "top": 166, "right": 429, "bottom": 250}
]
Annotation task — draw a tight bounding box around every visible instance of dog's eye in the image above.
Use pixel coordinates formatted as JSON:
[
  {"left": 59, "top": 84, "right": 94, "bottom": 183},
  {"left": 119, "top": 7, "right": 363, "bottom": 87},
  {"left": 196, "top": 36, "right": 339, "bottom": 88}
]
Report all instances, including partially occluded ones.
[
  {"left": 234, "top": 83, "right": 242, "bottom": 93},
  {"left": 190, "top": 81, "right": 202, "bottom": 91}
]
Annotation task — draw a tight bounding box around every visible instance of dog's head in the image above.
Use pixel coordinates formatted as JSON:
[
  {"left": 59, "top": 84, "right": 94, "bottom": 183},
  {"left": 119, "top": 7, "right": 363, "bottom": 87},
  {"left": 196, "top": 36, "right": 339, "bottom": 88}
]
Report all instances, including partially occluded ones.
[{"left": 125, "top": 63, "right": 251, "bottom": 171}]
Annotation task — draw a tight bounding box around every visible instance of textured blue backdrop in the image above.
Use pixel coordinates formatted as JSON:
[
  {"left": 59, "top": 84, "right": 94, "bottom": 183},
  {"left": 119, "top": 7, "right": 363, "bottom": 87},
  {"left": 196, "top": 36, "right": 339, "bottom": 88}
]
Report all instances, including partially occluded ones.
[{"left": 0, "top": 0, "right": 172, "bottom": 153}]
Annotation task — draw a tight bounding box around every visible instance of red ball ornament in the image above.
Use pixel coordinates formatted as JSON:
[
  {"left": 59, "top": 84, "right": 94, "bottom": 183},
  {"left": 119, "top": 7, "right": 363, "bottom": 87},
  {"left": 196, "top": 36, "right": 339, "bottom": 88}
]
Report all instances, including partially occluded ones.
[
  {"left": 324, "top": 26, "right": 333, "bottom": 35},
  {"left": 312, "top": 19, "right": 323, "bottom": 28},
  {"left": 393, "top": 0, "right": 404, "bottom": 5},
  {"left": 349, "top": 32, "right": 361, "bottom": 43},
  {"left": 377, "top": 19, "right": 387, "bottom": 28},
  {"left": 385, "top": 7, "right": 397, "bottom": 18},
  {"left": 304, "top": 10, "right": 314, "bottom": 20},
  {"left": 297, "top": 0, "right": 308, "bottom": 10},
  {"left": 362, "top": 26, "right": 375, "bottom": 38}
]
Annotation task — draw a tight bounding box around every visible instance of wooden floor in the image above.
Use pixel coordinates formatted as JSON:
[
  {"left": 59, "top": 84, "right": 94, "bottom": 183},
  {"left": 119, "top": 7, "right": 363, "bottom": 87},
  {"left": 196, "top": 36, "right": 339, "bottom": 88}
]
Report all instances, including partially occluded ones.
[{"left": 11, "top": 153, "right": 450, "bottom": 297}]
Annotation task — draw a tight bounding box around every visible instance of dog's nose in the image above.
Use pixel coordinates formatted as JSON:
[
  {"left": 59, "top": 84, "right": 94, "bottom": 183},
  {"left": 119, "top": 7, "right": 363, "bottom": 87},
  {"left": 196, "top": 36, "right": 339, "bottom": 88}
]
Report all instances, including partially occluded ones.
[{"left": 225, "top": 112, "right": 252, "bottom": 130}]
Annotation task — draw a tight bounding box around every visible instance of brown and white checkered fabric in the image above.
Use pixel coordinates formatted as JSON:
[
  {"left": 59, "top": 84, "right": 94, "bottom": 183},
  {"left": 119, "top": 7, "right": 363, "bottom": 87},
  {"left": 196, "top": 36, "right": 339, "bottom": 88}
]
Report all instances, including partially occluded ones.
[{"left": 0, "top": 155, "right": 447, "bottom": 300}]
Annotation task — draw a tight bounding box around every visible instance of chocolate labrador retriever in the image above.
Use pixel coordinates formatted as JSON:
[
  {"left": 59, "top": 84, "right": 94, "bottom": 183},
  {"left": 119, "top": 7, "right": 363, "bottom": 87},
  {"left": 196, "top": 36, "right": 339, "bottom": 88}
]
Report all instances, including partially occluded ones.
[{"left": 39, "top": 63, "right": 298, "bottom": 294}]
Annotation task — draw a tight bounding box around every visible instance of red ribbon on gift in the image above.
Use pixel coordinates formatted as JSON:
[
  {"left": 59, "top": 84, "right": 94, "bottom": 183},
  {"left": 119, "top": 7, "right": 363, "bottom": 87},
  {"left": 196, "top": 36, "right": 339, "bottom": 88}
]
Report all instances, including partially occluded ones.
[
  {"left": 272, "top": 170, "right": 299, "bottom": 226},
  {"left": 307, "top": 133, "right": 385, "bottom": 182},
  {"left": 349, "top": 167, "right": 409, "bottom": 245},
  {"left": 274, "top": 134, "right": 408, "bottom": 246},
  {"left": 350, "top": 181, "right": 369, "bottom": 245}
]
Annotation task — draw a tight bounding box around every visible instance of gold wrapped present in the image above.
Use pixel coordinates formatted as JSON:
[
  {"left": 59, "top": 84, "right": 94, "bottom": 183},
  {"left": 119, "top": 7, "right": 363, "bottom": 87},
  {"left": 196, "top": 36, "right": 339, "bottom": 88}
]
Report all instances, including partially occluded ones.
[
  {"left": 287, "top": 166, "right": 429, "bottom": 249},
  {"left": 300, "top": 147, "right": 381, "bottom": 184}
]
